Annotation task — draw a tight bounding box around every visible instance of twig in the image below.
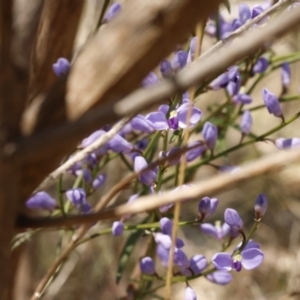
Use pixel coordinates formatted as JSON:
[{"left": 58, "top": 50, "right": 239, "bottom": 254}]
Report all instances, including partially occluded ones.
[
  {"left": 199, "top": 0, "right": 289, "bottom": 60},
  {"left": 20, "top": 146, "right": 300, "bottom": 227},
  {"left": 36, "top": 116, "right": 132, "bottom": 191},
  {"left": 18, "top": 142, "right": 206, "bottom": 229},
  {"left": 114, "top": 4, "right": 300, "bottom": 118}
]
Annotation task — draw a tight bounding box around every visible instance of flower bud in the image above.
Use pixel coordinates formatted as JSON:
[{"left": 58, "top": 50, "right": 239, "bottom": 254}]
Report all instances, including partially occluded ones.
[
  {"left": 198, "top": 197, "right": 211, "bottom": 217},
  {"left": 103, "top": 3, "right": 121, "bottom": 23},
  {"left": 252, "top": 5, "right": 264, "bottom": 19},
  {"left": 224, "top": 208, "right": 243, "bottom": 231},
  {"left": 240, "top": 110, "right": 252, "bottom": 135},
  {"left": 140, "top": 257, "right": 155, "bottom": 275},
  {"left": 159, "top": 217, "right": 173, "bottom": 235},
  {"left": 190, "top": 255, "right": 207, "bottom": 275},
  {"left": 52, "top": 58, "right": 70, "bottom": 77},
  {"left": 239, "top": 3, "right": 251, "bottom": 24},
  {"left": 26, "top": 192, "right": 56, "bottom": 210},
  {"left": 253, "top": 57, "right": 269, "bottom": 74},
  {"left": 174, "top": 248, "right": 189, "bottom": 268},
  {"left": 275, "top": 137, "right": 300, "bottom": 150},
  {"left": 134, "top": 156, "right": 157, "bottom": 186},
  {"left": 92, "top": 174, "right": 106, "bottom": 190},
  {"left": 202, "top": 122, "right": 218, "bottom": 149},
  {"left": 281, "top": 62, "right": 291, "bottom": 90},
  {"left": 171, "top": 50, "right": 188, "bottom": 70},
  {"left": 254, "top": 193, "right": 268, "bottom": 219},
  {"left": 184, "top": 286, "right": 197, "bottom": 300},
  {"left": 142, "top": 72, "right": 159, "bottom": 87},
  {"left": 112, "top": 221, "right": 124, "bottom": 236},
  {"left": 262, "top": 88, "right": 282, "bottom": 118},
  {"left": 66, "top": 188, "right": 86, "bottom": 206},
  {"left": 232, "top": 93, "right": 252, "bottom": 105},
  {"left": 160, "top": 59, "right": 173, "bottom": 78}
]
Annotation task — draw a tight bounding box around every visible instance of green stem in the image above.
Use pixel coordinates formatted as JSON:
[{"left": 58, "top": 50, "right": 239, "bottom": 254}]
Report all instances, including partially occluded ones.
[
  {"left": 144, "top": 131, "right": 161, "bottom": 159},
  {"left": 120, "top": 153, "right": 133, "bottom": 171}
]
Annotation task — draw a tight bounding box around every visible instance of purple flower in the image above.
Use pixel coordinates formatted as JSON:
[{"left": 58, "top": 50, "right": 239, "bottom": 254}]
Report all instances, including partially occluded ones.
[
  {"left": 134, "top": 156, "right": 157, "bottom": 186},
  {"left": 84, "top": 153, "right": 98, "bottom": 167},
  {"left": 210, "top": 73, "right": 229, "bottom": 90},
  {"left": 66, "top": 188, "right": 86, "bottom": 206},
  {"left": 146, "top": 103, "right": 201, "bottom": 131},
  {"left": 240, "top": 110, "right": 252, "bottom": 135},
  {"left": 232, "top": 18, "right": 242, "bottom": 31},
  {"left": 92, "top": 174, "right": 106, "bottom": 190},
  {"left": 184, "top": 286, "right": 197, "bottom": 300},
  {"left": 130, "top": 115, "right": 155, "bottom": 133},
  {"left": 275, "top": 137, "right": 300, "bottom": 150},
  {"left": 281, "top": 62, "right": 291, "bottom": 89},
  {"left": 185, "top": 141, "right": 206, "bottom": 162},
  {"left": 232, "top": 93, "right": 252, "bottom": 105},
  {"left": 154, "top": 233, "right": 172, "bottom": 249},
  {"left": 224, "top": 208, "right": 243, "bottom": 231},
  {"left": 189, "top": 255, "right": 207, "bottom": 275},
  {"left": 252, "top": 5, "right": 264, "bottom": 19},
  {"left": 160, "top": 59, "right": 173, "bottom": 78},
  {"left": 103, "top": 2, "right": 121, "bottom": 23},
  {"left": 200, "top": 221, "right": 230, "bottom": 240},
  {"left": 158, "top": 218, "right": 184, "bottom": 248},
  {"left": 172, "top": 50, "right": 188, "bottom": 71},
  {"left": 52, "top": 58, "right": 70, "bottom": 77},
  {"left": 206, "top": 271, "right": 232, "bottom": 285},
  {"left": 142, "top": 72, "right": 159, "bottom": 87},
  {"left": 253, "top": 57, "right": 269, "bottom": 74},
  {"left": 174, "top": 248, "right": 189, "bottom": 268},
  {"left": 202, "top": 122, "right": 218, "bottom": 149},
  {"left": 262, "top": 88, "right": 282, "bottom": 117},
  {"left": 198, "top": 197, "right": 218, "bottom": 219},
  {"left": 140, "top": 257, "right": 155, "bottom": 275},
  {"left": 112, "top": 221, "right": 124, "bottom": 236},
  {"left": 212, "top": 241, "right": 264, "bottom": 271},
  {"left": 226, "top": 67, "right": 241, "bottom": 96},
  {"left": 176, "top": 103, "right": 202, "bottom": 129},
  {"left": 80, "top": 130, "right": 108, "bottom": 156},
  {"left": 239, "top": 3, "right": 251, "bottom": 24},
  {"left": 26, "top": 192, "right": 56, "bottom": 210},
  {"left": 74, "top": 169, "right": 93, "bottom": 183},
  {"left": 108, "top": 134, "right": 133, "bottom": 153},
  {"left": 160, "top": 217, "right": 173, "bottom": 235},
  {"left": 156, "top": 244, "right": 170, "bottom": 267},
  {"left": 254, "top": 194, "right": 268, "bottom": 219},
  {"left": 218, "top": 16, "right": 233, "bottom": 39}
]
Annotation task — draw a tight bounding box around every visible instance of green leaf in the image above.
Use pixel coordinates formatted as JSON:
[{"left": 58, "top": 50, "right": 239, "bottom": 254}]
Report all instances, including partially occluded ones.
[{"left": 116, "top": 230, "right": 143, "bottom": 284}]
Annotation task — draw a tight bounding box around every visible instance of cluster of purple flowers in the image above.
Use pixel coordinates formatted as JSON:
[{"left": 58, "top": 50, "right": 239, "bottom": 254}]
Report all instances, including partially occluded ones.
[
  {"left": 137, "top": 194, "right": 268, "bottom": 299},
  {"left": 24, "top": 1, "right": 300, "bottom": 298}
]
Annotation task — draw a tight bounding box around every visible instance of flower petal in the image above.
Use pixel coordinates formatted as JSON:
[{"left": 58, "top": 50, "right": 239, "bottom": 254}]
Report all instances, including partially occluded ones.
[
  {"left": 241, "top": 248, "right": 264, "bottom": 270},
  {"left": 212, "top": 253, "right": 233, "bottom": 271}
]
